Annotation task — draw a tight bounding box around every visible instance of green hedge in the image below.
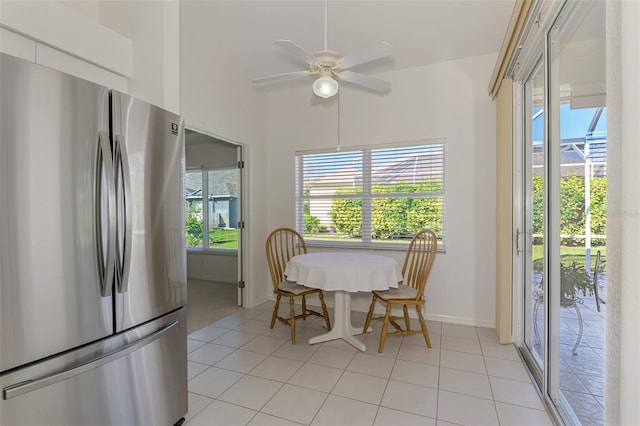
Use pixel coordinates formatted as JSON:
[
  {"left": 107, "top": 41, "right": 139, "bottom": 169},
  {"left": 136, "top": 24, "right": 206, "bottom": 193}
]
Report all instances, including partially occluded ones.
[
  {"left": 314, "top": 174, "right": 605, "bottom": 244},
  {"left": 532, "top": 173, "right": 607, "bottom": 246},
  {"left": 328, "top": 181, "right": 444, "bottom": 239}
]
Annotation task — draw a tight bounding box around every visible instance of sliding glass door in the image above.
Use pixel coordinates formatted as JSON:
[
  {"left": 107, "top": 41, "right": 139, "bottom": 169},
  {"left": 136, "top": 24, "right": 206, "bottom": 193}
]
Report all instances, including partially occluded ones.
[
  {"left": 548, "top": 2, "right": 607, "bottom": 423},
  {"left": 516, "top": 1, "right": 606, "bottom": 424}
]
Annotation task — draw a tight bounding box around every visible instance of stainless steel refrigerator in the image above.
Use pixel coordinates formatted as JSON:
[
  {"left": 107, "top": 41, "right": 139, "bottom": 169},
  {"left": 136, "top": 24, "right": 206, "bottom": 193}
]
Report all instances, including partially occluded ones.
[{"left": 0, "top": 53, "right": 188, "bottom": 425}]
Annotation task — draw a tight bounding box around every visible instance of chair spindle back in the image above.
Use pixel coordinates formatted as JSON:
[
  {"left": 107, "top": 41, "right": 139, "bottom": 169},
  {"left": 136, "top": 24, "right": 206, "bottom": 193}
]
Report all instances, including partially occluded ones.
[
  {"left": 266, "top": 228, "right": 307, "bottom": 292},
  {"left": 401, "top": 228, "right": 438, "bottom": 300}
]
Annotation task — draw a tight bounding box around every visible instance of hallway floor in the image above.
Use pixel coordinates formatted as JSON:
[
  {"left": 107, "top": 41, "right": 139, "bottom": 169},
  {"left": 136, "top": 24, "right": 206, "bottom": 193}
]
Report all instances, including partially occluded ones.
[{"left": 187, "top": 279, "right": 241, "bottom": 334}]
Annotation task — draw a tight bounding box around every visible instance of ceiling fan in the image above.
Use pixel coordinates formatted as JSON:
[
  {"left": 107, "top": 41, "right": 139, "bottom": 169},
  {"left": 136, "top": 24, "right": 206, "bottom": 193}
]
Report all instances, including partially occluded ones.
[{"left": 252, "top": 0, "right": 393, "bottom": 99}]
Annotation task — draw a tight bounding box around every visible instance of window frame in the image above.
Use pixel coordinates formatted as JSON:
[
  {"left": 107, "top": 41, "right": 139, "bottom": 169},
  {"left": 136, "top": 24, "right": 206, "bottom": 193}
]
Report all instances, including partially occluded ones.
[
  {"left": 185, "top": 167, "right": 239, "bottom": 253},
  {"left": 295, "top": 139, "right": 447, "bottom": 251}
]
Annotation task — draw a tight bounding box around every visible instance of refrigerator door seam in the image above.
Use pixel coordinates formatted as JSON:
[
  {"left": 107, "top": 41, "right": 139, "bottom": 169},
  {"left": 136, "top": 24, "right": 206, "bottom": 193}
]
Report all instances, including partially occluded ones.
[{"left": 2, "top": 320, "right": 178, "bottom": 400}]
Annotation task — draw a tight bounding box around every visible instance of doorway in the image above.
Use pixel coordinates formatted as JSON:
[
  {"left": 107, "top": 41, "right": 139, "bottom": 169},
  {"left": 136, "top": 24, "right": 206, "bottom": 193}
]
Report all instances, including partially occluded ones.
[{"left": 184, "top": 128, "right": 246, "bottom": 333}]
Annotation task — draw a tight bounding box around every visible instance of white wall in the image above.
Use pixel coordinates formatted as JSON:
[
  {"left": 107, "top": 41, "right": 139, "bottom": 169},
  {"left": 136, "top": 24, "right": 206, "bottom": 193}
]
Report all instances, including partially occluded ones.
[
  {"left": 0, "top": 1, "right": 179, "bottom": 112},
  {"left": 98, "top": 0, "right": 180, "bottom": 112},
  {"left": 0, "top": 0, "right": 132, "bottom": 76},
  {"left": 180, "top": 1, "right": 269, "bottom": 308},
  {"left": 266, "top": 53, "right": 498, "bottom": 327},
  {"left": 606, "top": 1, "right": 640, "bottom": 424},
  {"left": 0, "top": 2, "right": 129, "bottom": 91},
  {"left": 187, "top": 253, "right": 238, "bottom": 283},
  {"left": 186, "top": 140, "right": 238, "bottom": 169}
]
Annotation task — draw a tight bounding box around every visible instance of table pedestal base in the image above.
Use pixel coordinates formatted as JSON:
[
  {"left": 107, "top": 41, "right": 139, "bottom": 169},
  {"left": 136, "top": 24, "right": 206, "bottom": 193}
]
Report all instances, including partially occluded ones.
[{"left": 308, "top": 290, "right": 371, "bottom": 351}]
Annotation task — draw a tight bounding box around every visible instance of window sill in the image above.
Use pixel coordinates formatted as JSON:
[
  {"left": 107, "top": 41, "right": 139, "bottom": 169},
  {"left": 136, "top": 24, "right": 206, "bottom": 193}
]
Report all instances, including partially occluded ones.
[
  {"left": 186, "top": 248, "right": 238, "bottom": 256},
  {"left": 305, "top": 241, "right": 446, "bottom": 253}
]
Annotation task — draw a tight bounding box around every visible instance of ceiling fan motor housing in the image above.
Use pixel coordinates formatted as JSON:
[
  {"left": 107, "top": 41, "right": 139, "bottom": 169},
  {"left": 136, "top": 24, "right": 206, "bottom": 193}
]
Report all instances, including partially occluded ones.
[{"left": 310, "top": 50, "right": 342, "bottom": 77}]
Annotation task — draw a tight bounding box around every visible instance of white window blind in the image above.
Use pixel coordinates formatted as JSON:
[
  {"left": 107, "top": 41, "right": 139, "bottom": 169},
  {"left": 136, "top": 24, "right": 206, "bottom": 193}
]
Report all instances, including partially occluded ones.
[{"left": 296, "top": 141, "right": 445, "bottom": 249}]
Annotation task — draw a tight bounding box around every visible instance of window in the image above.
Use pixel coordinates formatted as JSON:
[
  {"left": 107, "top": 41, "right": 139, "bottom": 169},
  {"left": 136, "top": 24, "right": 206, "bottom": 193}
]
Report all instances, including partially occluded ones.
[
  {"left": 185, "top": 167, "right": 239, "bottom": 250},
  {"left": 296, "top": 141, "right": 445, "bottom": 249}
]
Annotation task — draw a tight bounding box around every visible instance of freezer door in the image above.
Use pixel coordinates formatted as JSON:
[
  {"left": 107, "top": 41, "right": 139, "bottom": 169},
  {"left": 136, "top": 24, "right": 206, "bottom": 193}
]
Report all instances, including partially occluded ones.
[
  {"left": 0, "top": 54, "right": 113, "bottom": 373},
  {"left": 111, "top": 91, "right": 186, "bottom": 332},
  {"left": 0, "top": 309, "right": 187, "bottom": 426}
]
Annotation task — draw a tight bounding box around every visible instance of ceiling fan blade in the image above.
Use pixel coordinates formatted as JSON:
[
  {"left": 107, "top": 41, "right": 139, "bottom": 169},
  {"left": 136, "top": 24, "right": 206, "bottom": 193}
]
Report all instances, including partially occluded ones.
[
  {"left": 339, "top": 71, "right": 391, "bottom": 94},
  {"left": 252, "top": 70, "right": 311, "bottom": 84},
  {"left": 338, "top": 42, "right": 393, "bottom": 69},
  {"left": 275, "top": 40, "right": 318, "bottom": 64}
]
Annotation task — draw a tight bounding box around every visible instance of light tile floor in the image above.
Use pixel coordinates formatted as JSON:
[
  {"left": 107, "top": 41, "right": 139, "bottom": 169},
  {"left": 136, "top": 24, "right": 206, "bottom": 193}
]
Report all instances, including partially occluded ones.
[{"left": 185, "top": 303, "right": 553, "bottom": 426}]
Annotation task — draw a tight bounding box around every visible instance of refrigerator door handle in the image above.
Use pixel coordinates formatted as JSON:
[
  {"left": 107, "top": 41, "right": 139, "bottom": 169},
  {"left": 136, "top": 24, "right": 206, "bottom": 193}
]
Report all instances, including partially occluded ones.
[
  {"left": 96, "top": 131, "right": 116, "bottom": 297},
  {"left": 115, "top": 135, "right": 133, "bottom": 294},
  {"left": 2, "top": 320, "right": 179, "bottom": 400}
]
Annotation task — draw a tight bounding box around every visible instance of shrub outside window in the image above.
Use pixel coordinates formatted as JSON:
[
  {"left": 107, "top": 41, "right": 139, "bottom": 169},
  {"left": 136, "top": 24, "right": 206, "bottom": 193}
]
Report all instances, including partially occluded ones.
[{"left": 295, "top": 141, "right": 446, "bottom": 249}]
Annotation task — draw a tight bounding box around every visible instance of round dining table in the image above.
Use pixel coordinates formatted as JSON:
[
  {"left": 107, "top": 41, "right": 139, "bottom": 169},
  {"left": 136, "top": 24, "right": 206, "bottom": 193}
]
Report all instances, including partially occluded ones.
[{"left": 284, "top": 252, "right": 401, "bottom": 351}]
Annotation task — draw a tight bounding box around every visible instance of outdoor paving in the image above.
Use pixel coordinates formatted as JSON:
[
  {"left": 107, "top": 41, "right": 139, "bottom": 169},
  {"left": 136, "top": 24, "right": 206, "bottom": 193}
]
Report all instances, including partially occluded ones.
[{"left": 533, "top": 277, "right": 606, "bottom": 425}]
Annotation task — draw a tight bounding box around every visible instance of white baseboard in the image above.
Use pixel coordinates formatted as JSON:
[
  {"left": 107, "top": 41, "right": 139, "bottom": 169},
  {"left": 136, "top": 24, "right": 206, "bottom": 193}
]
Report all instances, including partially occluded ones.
[
  {"left": 420, "top": 313, "right": 495, "bottom": 329},
  {"left": 247, "top": 296, "right": 270, "bottom": 309},
  {"left": 262, "top": 294, "right": 495, "bottom": 329}
]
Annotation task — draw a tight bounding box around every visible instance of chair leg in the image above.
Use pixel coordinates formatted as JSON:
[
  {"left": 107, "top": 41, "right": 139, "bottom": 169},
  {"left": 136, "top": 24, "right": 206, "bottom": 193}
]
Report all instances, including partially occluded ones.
[
  {"left": 416, "top": 305, "right": 431, "bottom": 348},
  {"left": 379, "top": 304, "right": 392, "bottom": 353},
  {"left": 572, "top": 303, "right": 583, "bottom": 355},
  {"left": 302, "top": 295, "right": 308, "bottom": 320},
  {"left": 533, "top": 297, "right": 542, "bottom": 345},
  {"left": 270, "top": 294, "right": 281, "bottom": 329},
  {"left": 363, "top": 294, "right": 377, "bottom": 334},
  {"left": 318, "top": 291, "right": 331, "bottom": 330},
  {"left": 403, "top": 305, "right": 411, "bottom": 331},
  {"left": 289, "top": 297, "right": 296, "bottom": 344}
]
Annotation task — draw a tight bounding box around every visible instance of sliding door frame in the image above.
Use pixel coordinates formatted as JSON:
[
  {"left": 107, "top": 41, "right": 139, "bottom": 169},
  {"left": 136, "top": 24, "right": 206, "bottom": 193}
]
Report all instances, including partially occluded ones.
[{"left": 511, "top": 1, "right": 604, "bottom": 424}]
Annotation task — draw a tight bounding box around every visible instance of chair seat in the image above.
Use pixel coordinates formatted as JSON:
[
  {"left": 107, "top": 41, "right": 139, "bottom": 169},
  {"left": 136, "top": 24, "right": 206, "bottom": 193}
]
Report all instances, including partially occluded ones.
[
  {"left": 278, "top": 280, "right": 315, "bottom": 295},
  {"left": 375, "top": 284, "right": 418, "bottom": 300}
]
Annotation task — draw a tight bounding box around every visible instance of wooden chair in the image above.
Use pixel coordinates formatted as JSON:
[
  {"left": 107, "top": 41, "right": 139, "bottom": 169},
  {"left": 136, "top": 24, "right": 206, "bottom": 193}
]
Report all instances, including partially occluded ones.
[
  {"left": 266, "top": 227, "right": 331, "bottom": 344},
  {"left": 363, "top": 228, "right": 438, "bottom": 352}
]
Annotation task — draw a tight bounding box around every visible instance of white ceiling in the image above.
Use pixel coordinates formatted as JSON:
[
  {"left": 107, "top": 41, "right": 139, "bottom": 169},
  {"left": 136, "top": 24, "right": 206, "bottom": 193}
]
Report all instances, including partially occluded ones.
[{"left": 197, "top": 0, "right": 516, "bottom": 90}]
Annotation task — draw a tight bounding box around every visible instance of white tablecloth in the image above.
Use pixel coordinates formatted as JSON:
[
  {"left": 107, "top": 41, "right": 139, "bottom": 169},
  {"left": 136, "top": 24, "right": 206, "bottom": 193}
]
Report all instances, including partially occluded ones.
[{"left": 284, "top": 252, "right": 400, "bottom": 292}]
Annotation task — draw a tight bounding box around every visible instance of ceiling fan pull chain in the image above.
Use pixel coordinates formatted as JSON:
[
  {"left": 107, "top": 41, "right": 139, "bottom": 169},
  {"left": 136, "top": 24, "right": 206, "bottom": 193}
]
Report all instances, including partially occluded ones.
[{"left": 337, "top": 93, "right": 341, "bottom": 151}]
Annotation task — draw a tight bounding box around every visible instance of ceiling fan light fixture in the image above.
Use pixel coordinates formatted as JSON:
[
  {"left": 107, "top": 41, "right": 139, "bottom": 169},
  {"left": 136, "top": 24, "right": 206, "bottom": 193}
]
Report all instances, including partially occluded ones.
[{"left": 313, "top": 75, "right": 339, "bottom": 98}]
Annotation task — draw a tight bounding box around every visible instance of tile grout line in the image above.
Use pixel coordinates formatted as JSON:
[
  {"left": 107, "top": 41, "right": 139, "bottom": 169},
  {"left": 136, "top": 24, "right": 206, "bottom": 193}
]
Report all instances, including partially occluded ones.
[
  {"left": 478, "top": 325, "right": 503, "bottom": 425},
  {"left": 371, "top": 333, "right": 401, "bottom": 425},
  {"left": 434, "top": 331, "right": 442, "bottom": 424}
]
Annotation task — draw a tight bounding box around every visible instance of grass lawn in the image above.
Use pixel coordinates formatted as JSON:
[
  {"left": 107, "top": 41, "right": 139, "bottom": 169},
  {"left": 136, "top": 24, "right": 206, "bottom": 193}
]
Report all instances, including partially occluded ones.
[
  {"left": 209, "top": 229, "right": 238, "bottom": 249},
  {"left": 532, "top": 245, "right": 606, "bottom": 272}
]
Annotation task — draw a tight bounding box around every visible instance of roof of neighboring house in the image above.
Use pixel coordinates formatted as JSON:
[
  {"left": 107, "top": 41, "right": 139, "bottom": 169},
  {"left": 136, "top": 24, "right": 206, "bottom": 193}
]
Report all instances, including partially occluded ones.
[
  {"left": 306, "top": 151, "right": 444, "bottom": 189},
  {"left": 371, "top": 151, "right": 443, "bottom": 186},
  {"left": 185, "top": 169, "right": 238, "bottom": 198}
]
